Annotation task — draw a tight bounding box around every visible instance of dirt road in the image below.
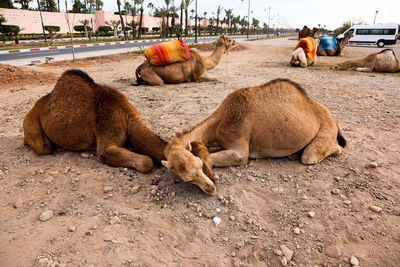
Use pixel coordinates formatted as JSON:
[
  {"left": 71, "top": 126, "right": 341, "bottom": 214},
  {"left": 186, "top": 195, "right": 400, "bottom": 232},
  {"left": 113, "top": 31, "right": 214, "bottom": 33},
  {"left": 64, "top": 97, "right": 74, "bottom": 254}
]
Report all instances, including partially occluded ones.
[{"left": 0, "top": 37, "right": 399, "bottom": 266}]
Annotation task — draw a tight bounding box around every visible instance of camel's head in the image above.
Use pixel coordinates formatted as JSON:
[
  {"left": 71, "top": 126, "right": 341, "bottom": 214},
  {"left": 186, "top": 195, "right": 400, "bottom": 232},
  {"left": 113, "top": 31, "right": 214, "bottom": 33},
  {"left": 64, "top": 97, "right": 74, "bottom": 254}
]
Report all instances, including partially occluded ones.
[
  {"left": 344, "top": 32, "right": 354, "bottom": 40},
  {"left": 312, "top": 27, "right": 319, "bottom": 33},
  {"left": 163, "top": 138, "right": 216, "bottom": 195},
  {"left": 216, "top": 35, "right": 236, "bottom": 52},
  {"left": 331, "top": 63, "right": 344, "bottom": 70}
]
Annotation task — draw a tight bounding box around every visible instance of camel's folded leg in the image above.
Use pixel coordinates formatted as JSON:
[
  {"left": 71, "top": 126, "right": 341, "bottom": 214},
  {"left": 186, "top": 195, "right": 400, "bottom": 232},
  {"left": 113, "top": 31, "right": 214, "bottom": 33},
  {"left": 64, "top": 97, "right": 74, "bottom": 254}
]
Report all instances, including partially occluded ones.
[
  {"left": 23, "top": 109, "right": 53, "bottom": 155},
  {"left": 355, "top": 67, "right": 373, "bottom": 72},
  {"left": 198, "top": 75, "right": 219, "bottom": 82},
  {"left": 301, "top": 122, "right": 343, "bottom": 165},
  {"left": 139, "top": 68, "right": 165, "bottom": 86},
  {"left": 98, "top": 145, "right": 154, "bottom": 173},
  {"left": 210, "top": 148, "right": 249, "bottom": 167}
]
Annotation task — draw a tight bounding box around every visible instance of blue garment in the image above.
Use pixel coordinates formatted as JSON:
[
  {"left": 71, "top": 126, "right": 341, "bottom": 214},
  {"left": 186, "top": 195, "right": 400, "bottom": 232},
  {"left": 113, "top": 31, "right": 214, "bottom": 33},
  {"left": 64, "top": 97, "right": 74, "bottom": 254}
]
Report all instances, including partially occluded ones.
[{"left": 319, "top": 37, "right": 337, "bottom": 50}]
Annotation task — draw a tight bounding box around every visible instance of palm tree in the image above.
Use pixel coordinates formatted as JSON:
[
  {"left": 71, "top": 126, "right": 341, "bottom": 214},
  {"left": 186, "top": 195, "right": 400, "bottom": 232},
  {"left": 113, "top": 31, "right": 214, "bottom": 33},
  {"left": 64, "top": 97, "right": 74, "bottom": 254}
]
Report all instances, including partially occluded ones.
[
  {"left": 184, "top": 0, "right": 193, "bottom": 36},
  {"left": 147, "top": 2, "right": 154, "bottom": 15},
  {"left": 231, "top": 15, "right": 240, "bottom": 35},
  {"left": 224, "top": 8, "right": 233, "bottom": 34},
  {"left": 208, "top": 17, "right": 214, "bottom": 36},
  {"left": 129, "top": 2, "right": 138, "bottom": 39},
  {"left": 169, "top": 5, "right": 178, "bottom": 37},
  {"left": 116, "top": 0, "right": 127, "bottom": 40},
  {"left": 215, "top": 5, "right": 221, "bottom": 36},
  {"left": 95, "top": 0, "right": 103, "bottom": 10},
  {"left": 179, "top": 0, "right": 184, "bottom": 34},
  {"left": 164, "top": 0, "right": 171, "bottom": 38},
  {"left": 137, "top": 0, "right": 145, "bottom": 38}
]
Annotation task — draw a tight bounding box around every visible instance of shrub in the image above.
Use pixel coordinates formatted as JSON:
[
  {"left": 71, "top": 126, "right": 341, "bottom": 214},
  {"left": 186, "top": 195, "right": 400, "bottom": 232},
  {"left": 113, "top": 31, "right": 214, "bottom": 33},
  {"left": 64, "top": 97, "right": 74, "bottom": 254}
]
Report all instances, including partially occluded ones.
[
  {"left": 152, "top": 27, "right": 160, "bottom": 32},
  {"left": 98, "top": 26, "right": 112, "bottom": 34},
  {"left": 74, "top": 25, "right": 92, "bottom": 33}
]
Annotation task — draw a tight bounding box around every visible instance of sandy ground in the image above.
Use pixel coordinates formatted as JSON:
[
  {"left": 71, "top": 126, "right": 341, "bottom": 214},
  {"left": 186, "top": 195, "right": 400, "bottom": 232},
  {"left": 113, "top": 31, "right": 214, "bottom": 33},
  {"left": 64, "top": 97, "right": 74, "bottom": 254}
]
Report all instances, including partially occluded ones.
[{"left": 0, "top": 37, "right": 399, "bottom": 267}]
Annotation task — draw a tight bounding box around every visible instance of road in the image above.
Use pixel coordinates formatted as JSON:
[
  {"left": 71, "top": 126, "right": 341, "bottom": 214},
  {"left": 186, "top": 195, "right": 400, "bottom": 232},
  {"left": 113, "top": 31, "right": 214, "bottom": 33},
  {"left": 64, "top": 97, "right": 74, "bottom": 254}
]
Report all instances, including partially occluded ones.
[{"left": 0, "top": 35, "right": 270, "bottom": 66}]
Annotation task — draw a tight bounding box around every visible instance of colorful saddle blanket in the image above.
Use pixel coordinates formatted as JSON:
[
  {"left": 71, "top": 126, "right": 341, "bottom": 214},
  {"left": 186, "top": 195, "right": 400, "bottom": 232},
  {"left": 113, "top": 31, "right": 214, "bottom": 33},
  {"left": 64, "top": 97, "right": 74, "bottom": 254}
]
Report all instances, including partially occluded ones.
[
  {"left": 294, "top": 37, "right": 316, "bottom": 60},
  {"left": 144, "top": 40, "right": 190, "bottom": 66},
  {"left": 319, "top": 37, "right": 338, "bottom": 50}
]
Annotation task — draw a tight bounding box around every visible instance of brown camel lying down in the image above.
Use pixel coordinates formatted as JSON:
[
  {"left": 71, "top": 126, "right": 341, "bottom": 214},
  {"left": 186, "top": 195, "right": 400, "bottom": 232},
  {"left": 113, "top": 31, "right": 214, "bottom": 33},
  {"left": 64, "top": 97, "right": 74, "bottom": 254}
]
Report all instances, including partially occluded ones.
[
  {"left": 163, "top": 79, "right": 346, "bottom": 195},
  {"left": 332, "top": 49, "right": 400, "bottom": 72},
  {"left": 135, "top": 35, "right": 236, "bottom": 85},
  {"left": 23, "top": 70, "right": 167, "bottom": 173}
]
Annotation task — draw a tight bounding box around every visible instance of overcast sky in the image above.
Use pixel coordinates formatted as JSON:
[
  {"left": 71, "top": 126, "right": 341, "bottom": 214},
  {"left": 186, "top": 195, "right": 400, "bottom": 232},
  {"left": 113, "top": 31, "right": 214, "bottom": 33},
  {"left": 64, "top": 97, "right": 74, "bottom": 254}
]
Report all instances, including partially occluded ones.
[{"left": 35, "top": 0, "right": 399, "bottom": 30}]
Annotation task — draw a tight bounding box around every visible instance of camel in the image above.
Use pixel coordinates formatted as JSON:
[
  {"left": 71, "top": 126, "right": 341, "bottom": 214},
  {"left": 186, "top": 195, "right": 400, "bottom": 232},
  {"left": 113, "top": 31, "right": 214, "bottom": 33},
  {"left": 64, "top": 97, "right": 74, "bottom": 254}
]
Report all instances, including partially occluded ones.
[
  {"left": 290, "top": 37, "right": 319, "bottom": 67},
  {"left": 331, "top": 49, "right": 400, "bottom": 72},
  {"left": 135, "top": 35, "right": 236, "bottom": 85},
  {"left": 317, "top": 32, "right": 354, "bottom": 56},
  {"left": 23, "top": 69, "right": 167, "bottom": 173},
  {"left": 162, "top": 79, "right": 346, "bottom": 195},
  {"left": 298, "top": 26, "right": 319, "bottom": 40}
]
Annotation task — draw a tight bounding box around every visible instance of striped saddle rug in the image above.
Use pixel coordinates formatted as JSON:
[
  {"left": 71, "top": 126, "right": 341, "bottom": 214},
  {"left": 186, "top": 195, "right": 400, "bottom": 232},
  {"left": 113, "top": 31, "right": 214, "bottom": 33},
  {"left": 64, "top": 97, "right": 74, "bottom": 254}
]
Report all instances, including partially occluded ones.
[
  {"left": 144, "top": 40, "right": 190, "bottom": 66},
  {"left": 294, "top": 37, "right": 316, "bottom": 60},
  {"left": 319, "top": 37, "right": 338, "bottom": 50}
]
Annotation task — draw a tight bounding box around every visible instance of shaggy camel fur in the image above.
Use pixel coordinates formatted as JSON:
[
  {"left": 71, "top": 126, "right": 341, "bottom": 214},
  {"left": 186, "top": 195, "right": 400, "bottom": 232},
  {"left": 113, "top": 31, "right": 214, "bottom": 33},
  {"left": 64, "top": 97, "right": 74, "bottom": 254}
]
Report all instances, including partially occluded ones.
[
  {"left": 23, "top": 70, "right": 167, "bottom": 173},
  {"left": 135, "top": 36, "right": 235, "bottom": 85},
  {"left": 163, "top": 79, "right": 346, "bottom": 195},
  {"left": 331, "top": 49, "right": 400, "bottom": 72},
  {"left": 290, "top": 39, "right": 319, "bottom": 68},
  {"left": 298, "top": 26, "right": 318, "bottom": 40},
  {"left": 317, "top": 32, "right": 353, "bottom": 56}
]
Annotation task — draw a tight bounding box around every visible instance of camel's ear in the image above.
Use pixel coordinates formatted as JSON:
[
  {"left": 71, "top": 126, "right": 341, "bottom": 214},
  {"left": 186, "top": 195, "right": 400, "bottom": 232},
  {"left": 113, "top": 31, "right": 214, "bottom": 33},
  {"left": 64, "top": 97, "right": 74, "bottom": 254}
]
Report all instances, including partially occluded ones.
[
  {"left": 161, "top": 160, "right": 173, "bottom": 170},
  {"left": 186, "top": 140, "right": 192, "bottom": 152}
]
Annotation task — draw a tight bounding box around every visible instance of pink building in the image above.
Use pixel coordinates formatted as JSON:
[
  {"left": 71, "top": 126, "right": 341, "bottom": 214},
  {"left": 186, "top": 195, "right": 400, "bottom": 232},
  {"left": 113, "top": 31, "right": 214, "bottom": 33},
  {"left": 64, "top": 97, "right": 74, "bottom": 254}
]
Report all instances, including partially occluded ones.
[{"left": 0, "top": 8, "right": 163, "bottom": 33}]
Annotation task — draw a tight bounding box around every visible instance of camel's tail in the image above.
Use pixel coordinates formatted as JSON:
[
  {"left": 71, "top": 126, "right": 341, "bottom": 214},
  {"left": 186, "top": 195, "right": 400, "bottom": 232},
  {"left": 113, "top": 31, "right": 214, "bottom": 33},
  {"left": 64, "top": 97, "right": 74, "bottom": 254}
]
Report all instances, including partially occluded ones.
[
  {"left": 337, "top": 126, "right": 347, "bottom": 148},
  {"left": 134, "top": 63, "right": 145, "bottom": 86}
]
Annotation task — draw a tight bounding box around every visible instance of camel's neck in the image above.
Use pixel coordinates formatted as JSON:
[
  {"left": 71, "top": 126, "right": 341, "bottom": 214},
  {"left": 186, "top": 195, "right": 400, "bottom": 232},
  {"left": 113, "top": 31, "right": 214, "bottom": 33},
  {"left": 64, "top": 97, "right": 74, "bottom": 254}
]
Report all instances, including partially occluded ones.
[
  {"left": 128, "top": 118, "right": 168, "bottom": 164},
  {"left": 203, "top": 45, "right": 227, "bottom": 71},
  {"left": 340, "top": 36, "right": 350, "bottom": 49}
]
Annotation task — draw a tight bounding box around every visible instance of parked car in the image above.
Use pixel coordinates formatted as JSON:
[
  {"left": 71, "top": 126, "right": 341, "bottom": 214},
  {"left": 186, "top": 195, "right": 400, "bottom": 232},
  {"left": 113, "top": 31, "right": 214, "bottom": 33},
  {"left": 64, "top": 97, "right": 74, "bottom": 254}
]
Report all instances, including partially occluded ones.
[{"left": 337, "top": 23, "right": 398, "bottom": 47}]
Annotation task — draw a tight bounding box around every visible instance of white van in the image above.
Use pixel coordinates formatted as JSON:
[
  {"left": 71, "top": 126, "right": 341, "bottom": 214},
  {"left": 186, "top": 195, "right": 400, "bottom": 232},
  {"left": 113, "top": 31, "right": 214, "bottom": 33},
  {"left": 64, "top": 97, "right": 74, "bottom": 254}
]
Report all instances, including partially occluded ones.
[{"left": 337, "top": 23, "right": 398, "bottom": 47}]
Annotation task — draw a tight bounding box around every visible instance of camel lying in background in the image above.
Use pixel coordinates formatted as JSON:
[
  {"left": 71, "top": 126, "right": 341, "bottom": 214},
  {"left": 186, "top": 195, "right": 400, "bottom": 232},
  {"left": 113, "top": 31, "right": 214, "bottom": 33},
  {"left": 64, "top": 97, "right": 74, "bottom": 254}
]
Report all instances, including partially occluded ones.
[
  {"left": 332, "top": 49, "right": 400, "bottom": 72},
  {"left": 317, "top": 32, "right": 353, "bottom": 56},
  {"left": 298, "top": 26, "right": 318, "bottom": 40},
  {"left": 163, "top": 79, "right": 346, "bottom": 195},
  {"left": 135, "top": 35, "right": 235, "bottom": 85},
  {"left": 23, "top": 70, "right": 167, "bottom": 173},
  {"left": 290, "top": 38, "right": 319, "bottom": 67}
]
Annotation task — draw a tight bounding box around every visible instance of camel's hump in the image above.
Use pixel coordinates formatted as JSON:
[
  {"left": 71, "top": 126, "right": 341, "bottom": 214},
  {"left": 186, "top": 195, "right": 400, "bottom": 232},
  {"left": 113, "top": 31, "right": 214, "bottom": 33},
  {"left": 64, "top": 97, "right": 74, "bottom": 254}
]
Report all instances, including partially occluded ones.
[{"left": 62, "top": 69, "right": 95, "bottom": 86}]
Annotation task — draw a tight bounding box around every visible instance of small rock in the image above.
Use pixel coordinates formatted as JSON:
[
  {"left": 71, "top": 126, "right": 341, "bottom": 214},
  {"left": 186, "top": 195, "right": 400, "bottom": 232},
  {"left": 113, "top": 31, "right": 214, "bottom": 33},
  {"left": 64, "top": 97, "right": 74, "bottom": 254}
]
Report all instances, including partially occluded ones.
[
  {"left": 274, "top": 249, "right": 283, "bottom": 256},
  {"left": 366, "top": 162, "right": 378, "bottom": 168},
  {"left": 216, "top": 208, "right": 221, "bottom": 213},
  {"left": 343, "top": 200, "right": 352, "bottom": 205},
  {"left": 369, "top": 205, "right": 382, "bottom": 213},
  {"left": 229, "top": 216, "right": 236, "bottom": 221},
  {"left": 280, "top": 245, "right": 293, "bottom": 261},
  {"left": 213, "top": 216, "right": 221, "bottom": 226},
  {"left": 281, "top": 256, "right": 288, "bottom": 266},
  {"left": 49, "top": 171, "right": 58, "bottom": 177},
  {"left": 326, "top": 245, "right": 341, "bottom": 258},
  {"left": 43, "top": 177, "right": 54, "bottom": 184},
  {"left": 231, "top": 252, "right": 236, "bottom": 257},
  {"left": 81, "top": 152, "right": 90, "bottom": 158},
  {"left": 221, "top": 236, "right": 229, "bottom": 242},
  {"left": 350, "top": 256, "right": 359, "bottom": 266},
  {"left": 103, "top": 186, "right": 113, "bottom": 193},
  {"left": 150, "top": 189, "right": 157, "bottom": 196},
  {"left": 130, "top": 185, "right": 141, "bottom": 194},
  {"left": 13, "top": 199, "right": 23, "bottom": 209},
  {"left": 103, "top": 233, "right": 113, "bottom": 241},
  {"left": 247, "top": 176, "right": 256, "bottom": 181},
  {"left": 39, "top": 210, "right": 53, "bottom": 222},
  {"left": 308, "top": 211, "right": 315, "bottom": 218},
  {"left": 246, "top": 218, "right": 253, "bottom": 224},
  {"left": 331, "top": 188, "right": 340, "bottom": 195},
  {"left": 236, "top": 240, "right": 245, "bottom": 248},
  {"left": 91, "top": 225, "right": 98, "bottom": 230},
  {"left": 110, "top": 216, "right": 121, "bottom": 225},
  {"left": 293, "top": 227, "right": 301, "bottom": 235},
  {"left": 67, "top": 225, "right": 76, "bottom": 232}
]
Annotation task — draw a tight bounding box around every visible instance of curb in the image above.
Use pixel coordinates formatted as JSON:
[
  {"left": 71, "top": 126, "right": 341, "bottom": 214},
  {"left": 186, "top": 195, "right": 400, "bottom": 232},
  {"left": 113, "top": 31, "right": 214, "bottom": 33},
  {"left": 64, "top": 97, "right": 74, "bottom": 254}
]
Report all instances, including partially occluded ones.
[{"left": 0, "top": 37, "right": 215, "bottom": 54}]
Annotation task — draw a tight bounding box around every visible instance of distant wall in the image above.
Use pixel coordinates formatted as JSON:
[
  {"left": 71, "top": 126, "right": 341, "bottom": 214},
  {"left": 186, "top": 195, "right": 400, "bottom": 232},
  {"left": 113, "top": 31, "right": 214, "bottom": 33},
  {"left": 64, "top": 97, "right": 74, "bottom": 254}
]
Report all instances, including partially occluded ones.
[
  {"left": 0, "top": 8, "right": 218, "bottom": 34},
  {"left": 0, "top": 8, "right": 165, "bottom": 33}
]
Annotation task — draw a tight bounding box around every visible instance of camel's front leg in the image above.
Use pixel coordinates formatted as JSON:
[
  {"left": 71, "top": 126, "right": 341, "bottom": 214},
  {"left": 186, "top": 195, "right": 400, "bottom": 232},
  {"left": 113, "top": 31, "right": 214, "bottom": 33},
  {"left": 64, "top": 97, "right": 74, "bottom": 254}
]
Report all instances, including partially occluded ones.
[
  {"left": 98, "top": 145, "right": 154, "bottom": 173},
  {"left": 198, "top": 75, "right": 219, "bottom": 82},
  {"left": 210, "top": 148, "right": 249, "bottom": 167},
  {"left": 355, "top": 67, "right": 373, "bottom": 72}
]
